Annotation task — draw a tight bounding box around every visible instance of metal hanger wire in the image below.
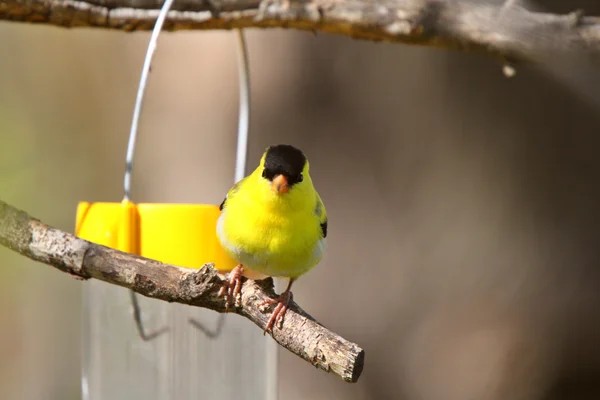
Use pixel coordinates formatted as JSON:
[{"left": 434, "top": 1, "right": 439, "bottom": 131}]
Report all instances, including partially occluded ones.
[{"left": 123, "top": 0, "right": 175, "bottom": 203}]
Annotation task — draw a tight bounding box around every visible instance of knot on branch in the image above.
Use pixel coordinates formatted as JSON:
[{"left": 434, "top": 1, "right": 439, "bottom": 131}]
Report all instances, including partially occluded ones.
[
  {"left": 178, "top": 263, "right": 225, "bottom": 306},
  {"left": 133, "top": 273, "right": 158, "bottom": 293}
]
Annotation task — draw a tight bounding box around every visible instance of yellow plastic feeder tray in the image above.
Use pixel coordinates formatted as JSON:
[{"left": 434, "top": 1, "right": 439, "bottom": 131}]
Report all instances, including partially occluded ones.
[{"left": 75, "top": 200, "right": 237, "bottom": 273}]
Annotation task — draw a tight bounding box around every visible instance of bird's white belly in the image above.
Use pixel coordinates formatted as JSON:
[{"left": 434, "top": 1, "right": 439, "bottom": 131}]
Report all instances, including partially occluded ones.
[{"left": 216, "top": 211, "right": 325, "bottom": 278}]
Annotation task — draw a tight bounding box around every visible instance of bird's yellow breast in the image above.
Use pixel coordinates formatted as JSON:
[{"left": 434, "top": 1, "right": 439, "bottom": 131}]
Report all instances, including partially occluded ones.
[{"left": 216, "top": 172, "right": 324, "bottom": 278}]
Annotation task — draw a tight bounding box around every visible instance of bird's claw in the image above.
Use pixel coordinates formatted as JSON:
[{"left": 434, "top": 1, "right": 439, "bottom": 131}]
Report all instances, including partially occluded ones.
[
  {"left": 218, "top": 264, "right": 244, "bottom": 310},
  {"left": 259, "top": 290, "right": 293, "bottom": 334}
]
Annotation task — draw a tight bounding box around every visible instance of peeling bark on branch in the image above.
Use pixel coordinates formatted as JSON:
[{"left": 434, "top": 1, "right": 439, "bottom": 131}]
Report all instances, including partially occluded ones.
[
  {"left": 1, "top": 0, "right": 600, "bottom": 61},
  {"left": 0, "top": 200, "right": 364, "bottom": 383}
]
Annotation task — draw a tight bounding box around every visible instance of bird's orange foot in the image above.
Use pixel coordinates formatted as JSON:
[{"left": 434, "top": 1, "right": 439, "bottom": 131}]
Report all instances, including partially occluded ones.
[
  {"left": 259, "top": 290, "right": 293, "bottom": 334},
  {"left": 218, "top": 264, "right": 244, "bottom": 311}
]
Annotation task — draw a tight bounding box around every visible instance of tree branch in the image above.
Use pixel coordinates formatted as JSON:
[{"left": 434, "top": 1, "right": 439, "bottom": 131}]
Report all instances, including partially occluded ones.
[
  {"left": 0, "top": 199, "right": 364, "bottom": 383},
  {"left": 1, "top": 0, "right": 600, "bottom": 61}
]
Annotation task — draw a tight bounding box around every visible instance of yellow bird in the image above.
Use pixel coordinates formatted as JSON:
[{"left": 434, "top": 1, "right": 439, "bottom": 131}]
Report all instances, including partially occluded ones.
[{"left": 216, "top": 144, "right": 327, "bottom": 333}]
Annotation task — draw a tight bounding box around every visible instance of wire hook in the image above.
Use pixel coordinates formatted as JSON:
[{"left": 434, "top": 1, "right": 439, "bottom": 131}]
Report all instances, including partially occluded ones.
[{"left": 234, "top": 28, "right": 251, "bottom": 183}]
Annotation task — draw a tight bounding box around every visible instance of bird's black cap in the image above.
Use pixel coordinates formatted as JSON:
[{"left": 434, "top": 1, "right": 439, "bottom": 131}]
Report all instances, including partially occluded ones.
[{"left": 262, "top": 144, "right": 307, "bottom": 185}]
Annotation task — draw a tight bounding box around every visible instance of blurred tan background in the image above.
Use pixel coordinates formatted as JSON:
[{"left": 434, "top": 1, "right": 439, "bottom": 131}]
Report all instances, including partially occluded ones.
[{"left": 3, "top": 0, "right": 600, "bottom": 398}]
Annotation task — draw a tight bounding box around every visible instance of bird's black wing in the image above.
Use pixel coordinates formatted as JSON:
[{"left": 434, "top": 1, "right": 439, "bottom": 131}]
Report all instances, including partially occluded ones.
[
  {"left": 315, "top": 194, "right": 327, "bottom": 238},
  {"left": 219, "top": 178, "right": 244, "bottom": 211},
  {"left": 320, "top": 219, "right": 328, "bottom": 238}
]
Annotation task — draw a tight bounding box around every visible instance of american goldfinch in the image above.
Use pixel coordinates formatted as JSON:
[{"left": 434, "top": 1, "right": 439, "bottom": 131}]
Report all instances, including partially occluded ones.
[{"left": 216, "top": 144, "right": 327, "bottom": 333}]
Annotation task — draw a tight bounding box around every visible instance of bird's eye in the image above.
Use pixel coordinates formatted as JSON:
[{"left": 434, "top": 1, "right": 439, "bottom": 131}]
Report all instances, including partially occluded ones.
[
  {"left": 262, "top": 169, "right": 267, "bottom": 178},
  {"left": 298, "top": 174, "right": 304, "bottom": 182}
]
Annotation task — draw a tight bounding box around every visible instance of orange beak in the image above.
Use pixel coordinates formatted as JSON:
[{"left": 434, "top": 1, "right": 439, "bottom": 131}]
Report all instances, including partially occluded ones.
[{"left": 272, "top": 174, "right": 289, "bottom": 195}]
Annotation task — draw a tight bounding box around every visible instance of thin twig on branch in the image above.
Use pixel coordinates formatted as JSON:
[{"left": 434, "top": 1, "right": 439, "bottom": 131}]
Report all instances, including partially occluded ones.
[
  {"left": 0, "top": 0, "right": 600, "bottom": 62},
  {"left": 0, "top": 199, "right": 364, "bottom": 383}
]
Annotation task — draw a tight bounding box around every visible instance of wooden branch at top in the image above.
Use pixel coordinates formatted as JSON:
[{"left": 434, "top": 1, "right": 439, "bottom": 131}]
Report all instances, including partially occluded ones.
[
  {"left": 0, "top": 199, "right": 364, "bottom": 383},
  {"left": 1, "top": 0, "right": 600, "bottom": 62}
]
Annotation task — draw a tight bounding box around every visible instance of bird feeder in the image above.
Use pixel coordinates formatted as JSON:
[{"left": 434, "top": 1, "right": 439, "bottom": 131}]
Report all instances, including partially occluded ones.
[{"left": 75, "top": 3, "right": 277, "bottom": 398}]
